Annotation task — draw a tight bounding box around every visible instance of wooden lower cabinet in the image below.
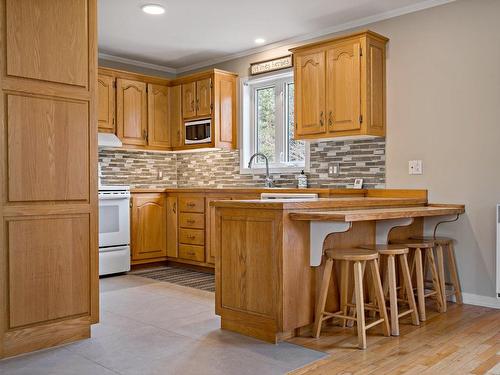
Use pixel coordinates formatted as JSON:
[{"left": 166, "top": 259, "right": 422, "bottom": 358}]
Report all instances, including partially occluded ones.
[
  {"left": 131, "top": 193, "right": 167, "bottom": 262},
  {"left": 131, "top": 192, "right": 260, "bottom": 268}
]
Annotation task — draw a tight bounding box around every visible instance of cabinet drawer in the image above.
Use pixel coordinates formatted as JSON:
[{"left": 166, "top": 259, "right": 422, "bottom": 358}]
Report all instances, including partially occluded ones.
[
  {"left": 179, "top": 197, "right": 205, "bottom": 213},
  {"left": 179, "top": 228, "right": 204, "bottom": 246},
  {"left": 179, "top": 213, "right": 204, "bottom": 229},
  {"left": 178, "top": 244, "right": 205, "bottom": 262}
]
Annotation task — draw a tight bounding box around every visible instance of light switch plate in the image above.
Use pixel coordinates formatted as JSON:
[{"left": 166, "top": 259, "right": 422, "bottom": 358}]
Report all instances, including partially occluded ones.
[{"left": 408, "top": 160, "right": 423, "bottom": 175}]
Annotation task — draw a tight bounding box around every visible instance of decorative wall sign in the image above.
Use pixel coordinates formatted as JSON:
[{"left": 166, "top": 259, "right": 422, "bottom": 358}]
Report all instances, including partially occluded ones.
[{"left": 250, "top": 55, "right": 293, "bottom": 75}]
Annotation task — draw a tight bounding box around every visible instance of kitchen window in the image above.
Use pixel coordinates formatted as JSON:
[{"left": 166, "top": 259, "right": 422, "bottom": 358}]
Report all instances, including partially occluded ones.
[{"left": 240, "top": 70, "right": 309, "bottom": 173}]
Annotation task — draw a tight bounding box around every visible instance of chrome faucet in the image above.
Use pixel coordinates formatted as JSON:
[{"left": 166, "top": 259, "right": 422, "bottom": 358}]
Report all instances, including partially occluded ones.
[{"left": 248, "top": 153, "right": 274, "bottom": 188}]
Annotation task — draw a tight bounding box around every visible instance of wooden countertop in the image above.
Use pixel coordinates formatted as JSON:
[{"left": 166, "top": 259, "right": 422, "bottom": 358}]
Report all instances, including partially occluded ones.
[
  {"left": 210, "top": 197, "right": 428, "bottom": 210},
  {"left": 289, "top": 204, "right": 465, "bottom": 221},
  {"left": 130, "top": 187, "right": 362, "bottom": 195}
]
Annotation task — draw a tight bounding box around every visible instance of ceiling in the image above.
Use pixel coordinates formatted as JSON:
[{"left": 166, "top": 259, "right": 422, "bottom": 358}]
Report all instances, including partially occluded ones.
[{"left": 98, "top": 0, "right": 452, "bottom": 73}]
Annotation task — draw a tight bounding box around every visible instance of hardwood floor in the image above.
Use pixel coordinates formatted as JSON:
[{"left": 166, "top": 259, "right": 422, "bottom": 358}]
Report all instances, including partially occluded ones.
[{"left": 289, "top": 303, "right": 500, "bottom": 374}]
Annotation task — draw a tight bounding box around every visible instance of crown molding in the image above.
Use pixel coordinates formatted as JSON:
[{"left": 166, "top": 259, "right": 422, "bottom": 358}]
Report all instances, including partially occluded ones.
[
  {"left": 98, "top": 52, "right": 177, "bottom": 74},
  {"left": 100, "top": 0, "right": 456, "bottom": 76}
]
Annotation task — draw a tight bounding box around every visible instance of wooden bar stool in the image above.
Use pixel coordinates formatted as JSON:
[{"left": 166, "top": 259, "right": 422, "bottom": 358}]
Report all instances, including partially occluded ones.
[
  {"left": 313, "top": 248, "right": 390, "bottom": 349},
  {"left": 390, "top": 239, "right": 444, "bottom": 321},
  {"left": 411, "top": 236, "right": 462, "bottom": 309},
  {"left": 359, "top": 244, "right": 420, "bottom": 336}
]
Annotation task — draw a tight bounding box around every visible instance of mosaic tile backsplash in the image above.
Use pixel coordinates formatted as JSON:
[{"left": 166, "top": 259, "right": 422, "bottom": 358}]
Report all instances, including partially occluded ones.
[{"left": 99, "top": 137, "right": 385, "bottom": 189}]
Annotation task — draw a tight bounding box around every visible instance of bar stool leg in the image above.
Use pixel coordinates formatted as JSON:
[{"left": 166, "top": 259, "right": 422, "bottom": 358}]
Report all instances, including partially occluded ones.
[
  {"left": 353, "top": 260, "right": 366, "bottom": 349},
  {"left": 387, "top": 254, "right": 399, "bottom": 336},
  {"left": 313, "top": 257, "right": 334, "bottom": 338},
  {"left": 414, "top": 248, "right": 426, "bottom": 321},
  {"left": 425, "top": 248, "right": 444, "bottom": 313},
  {"left": 447, "top": 242, "right": 463, "bottom": 304},
  {"left": 400, "top": 253, "right": 420, "bottom": 326},
  {"left": 340, "top": 260, "right": 349, "bottom": 328},
  {"left": 370, "top": 259, "right": 391, "bottom": 337},
  {"left": 435, "top": 244, "right": 447, "bottom": 312}
]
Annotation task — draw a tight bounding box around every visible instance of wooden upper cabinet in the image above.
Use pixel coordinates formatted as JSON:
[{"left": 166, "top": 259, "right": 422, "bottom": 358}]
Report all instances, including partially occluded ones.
[
  {"left": 182, "top": 82, "right": 196, "bottom": 118},
  {"left": 326, "top": 41, "right": 361, "bottom": 132},
  {"left": 169, "top": 85, "right": 184, "bottom": 148},
  {"left": 97, "top": 74, "right": 115, "bottom": 133},
  {"left": 6, "top": 0, "right": 88, "bottom": 87},
  {"left": 291, "top": 30, "right": 388, "bottom": 140},
  {"left": 116, "top": 78, "right": 148, "bottom": 146},
  {"left": 147, "top": 84, "right": 170, "bottom": 149},
  {"left": 196, "top": 78, "right": 212, "bottom": 117},
  {"left": 131, "top": 193, "right": 167, "bottom": 261},
  {"left": 294, "top": 51, "right": 326, "bottom": 136},
  {"left": 183, "top": 78, "right": 213, "bottom": 119}
]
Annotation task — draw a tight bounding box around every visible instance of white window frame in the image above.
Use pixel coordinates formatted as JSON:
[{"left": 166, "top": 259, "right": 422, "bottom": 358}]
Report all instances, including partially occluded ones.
[{"left": 240, "top": 70, "right": 310, "bottom": 175}]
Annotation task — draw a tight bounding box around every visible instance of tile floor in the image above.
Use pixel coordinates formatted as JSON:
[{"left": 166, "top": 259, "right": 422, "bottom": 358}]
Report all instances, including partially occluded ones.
[{"left": 0, "top": 275, "right": 326, "bottom": 375}]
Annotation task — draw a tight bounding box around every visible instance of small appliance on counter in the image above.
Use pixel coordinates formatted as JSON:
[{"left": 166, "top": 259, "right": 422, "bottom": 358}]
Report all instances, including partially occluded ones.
[{"left": 98, "top": 185, "right": 131, "bottom": 276}]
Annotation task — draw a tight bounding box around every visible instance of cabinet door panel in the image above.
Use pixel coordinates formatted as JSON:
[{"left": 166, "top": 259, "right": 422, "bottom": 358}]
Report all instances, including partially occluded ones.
[
  {"left": 147, "top": 84, "right": 170, "bottom": 149},
  {"left": 6, "top": 0, "right": 88, "bottom": 87},
  {"left": 182, "top": 82, "right": 196, "bottom": 119},
  {"left": 97, "top": 74, "right": 115, "bottom": 133},
  {"left": 295, "top": 51, "right": 326, "bottom": 136},
  {"left": 166, "top": 196, "right": 178, "bottom": 258},
  {"left": 7, "top": 94, "right": 89, "bottom": 202},
  {"left": 116, "top": 79, "right": 147, "bottom": 146},
  {"left": 168, "top": 85, "right": 184, "bottom": 148},
  {"left": 196, "top": 78, "right": 212, "bottom": 117},
  {"left": 326, "top": 42, "right": 361, "bottom": 132},
  {"left": 131, "top": 194, "right": 166, "bottom": 260}
]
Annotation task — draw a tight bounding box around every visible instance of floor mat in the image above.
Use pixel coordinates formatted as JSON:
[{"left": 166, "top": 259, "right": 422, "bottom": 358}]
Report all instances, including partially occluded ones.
[{"left": 130, "top": 266, "right": 215, "bottom": 292}]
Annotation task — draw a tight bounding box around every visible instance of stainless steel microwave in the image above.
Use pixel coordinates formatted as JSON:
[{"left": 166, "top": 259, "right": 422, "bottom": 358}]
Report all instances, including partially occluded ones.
[{"left": 185, "top": 119, "right": 211, "bottom": 144}]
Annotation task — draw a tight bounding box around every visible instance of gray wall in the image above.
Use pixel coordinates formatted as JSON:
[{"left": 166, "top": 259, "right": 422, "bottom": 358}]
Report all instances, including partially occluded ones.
[{"left": 181, "top": 0, "right": 500, "bottom": 300}]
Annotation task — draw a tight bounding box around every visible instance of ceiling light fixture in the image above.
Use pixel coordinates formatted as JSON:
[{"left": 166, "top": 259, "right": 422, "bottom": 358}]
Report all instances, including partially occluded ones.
[
  {"left": 141, "top": 4, "right": 165, "bottom": 15},
  {"left": 254, "top": 38, "right": 266, "bottom": 45}
]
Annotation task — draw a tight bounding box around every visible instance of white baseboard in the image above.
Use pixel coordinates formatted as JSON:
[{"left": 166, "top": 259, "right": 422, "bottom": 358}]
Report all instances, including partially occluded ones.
[{"left": 461, "top": 292, "right": 500, "bottom": 309}]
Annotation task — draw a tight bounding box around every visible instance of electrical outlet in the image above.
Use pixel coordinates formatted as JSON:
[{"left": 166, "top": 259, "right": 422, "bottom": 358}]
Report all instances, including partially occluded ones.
[
  {"left": 157, "top": 169, "right": 163, "bottom": 180},
  {"left": 408, "top": 160, "right": 423, "bottom": 175},
  {"left": 328, "top": 163, "right": 340, "bottom": 177}
]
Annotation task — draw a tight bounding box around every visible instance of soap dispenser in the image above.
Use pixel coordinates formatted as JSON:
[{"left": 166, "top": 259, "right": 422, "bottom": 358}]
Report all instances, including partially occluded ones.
[{"left": 297, "top": 170, "right": 308, "bottom": 188}]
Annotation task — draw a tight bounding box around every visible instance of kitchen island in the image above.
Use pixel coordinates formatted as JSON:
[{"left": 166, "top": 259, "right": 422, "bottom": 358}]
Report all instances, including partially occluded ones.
[{"left": 211, "top": 190, "right": 465, "bottom": 343}]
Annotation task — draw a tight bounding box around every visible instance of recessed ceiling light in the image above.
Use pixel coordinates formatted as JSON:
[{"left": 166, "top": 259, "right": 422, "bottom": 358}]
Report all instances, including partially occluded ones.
[
  {"left": 141, "top": 4, "right": 165, "bottom": 15},
  {"left": 254, "top": 38, "right": 266, "bottom": 45}
]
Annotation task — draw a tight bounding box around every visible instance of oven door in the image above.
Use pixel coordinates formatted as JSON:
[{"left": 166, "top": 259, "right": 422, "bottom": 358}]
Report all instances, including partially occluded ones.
[{"left": 98, "top": 192, "right": 130, "bottom": 248}]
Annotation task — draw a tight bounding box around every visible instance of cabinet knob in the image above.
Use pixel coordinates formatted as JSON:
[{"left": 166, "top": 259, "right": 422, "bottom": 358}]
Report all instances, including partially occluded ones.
[
  {"left": 320, "top": 111, "right": 324, "bottom": 126},
  {"left": 328, "top": 111, "right": 333, "bottom": 126},
  {"left": 173, "top": 202, "right": 176, "bottom": 214}
]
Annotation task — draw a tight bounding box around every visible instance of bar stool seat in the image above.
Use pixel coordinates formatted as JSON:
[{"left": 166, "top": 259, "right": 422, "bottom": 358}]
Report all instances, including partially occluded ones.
[
  {"left": 411, "top": 236, "right": 453, "bottom": 244},
  {"left": 325, "top": 248, "right": 379, "bottom": 261},
  {"left": 359, "top": 244, "right": 420, "bottom": 336},
  {"left": 313, "top": 248, "right": 390, "bottom": 349},
  {"left": 389, "top": 239, "right": 444, "bottom": 321}
]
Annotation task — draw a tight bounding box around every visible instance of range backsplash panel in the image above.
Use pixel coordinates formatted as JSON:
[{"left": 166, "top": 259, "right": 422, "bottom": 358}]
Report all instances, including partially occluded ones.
[{"left": 99, "top": 137, "right": 385, "bottom": 189}]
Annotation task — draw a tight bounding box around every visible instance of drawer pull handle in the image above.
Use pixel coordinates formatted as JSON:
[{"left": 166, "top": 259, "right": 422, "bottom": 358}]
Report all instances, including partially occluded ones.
[
  {"left": 187, "top": 202, "right": 196, "bottom": 207},
  {"left": 187, "top": 219, "right": 195, "bottom": 224},
  {"left": 187, "top": 235, "right": 196, "bottom": 239}
]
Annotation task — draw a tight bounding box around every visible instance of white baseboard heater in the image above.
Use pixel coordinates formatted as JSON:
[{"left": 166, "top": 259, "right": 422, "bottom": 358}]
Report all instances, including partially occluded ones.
[{"left": 496, "top": 205, "right": 500, "bottom": 298}]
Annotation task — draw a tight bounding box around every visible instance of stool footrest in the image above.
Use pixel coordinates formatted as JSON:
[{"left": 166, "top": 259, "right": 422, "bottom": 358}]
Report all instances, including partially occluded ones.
[
  {"left": 365, "top": 319, "right": 385, "bottom": 330},
  {"left": 397, "top": 309, "right": 415, "bottom": 319}
]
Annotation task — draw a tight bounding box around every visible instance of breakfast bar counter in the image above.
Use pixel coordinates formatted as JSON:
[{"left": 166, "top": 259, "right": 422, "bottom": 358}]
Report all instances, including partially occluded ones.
[{"left": 211, "top": 190, "right": 465, "bottom": 343}]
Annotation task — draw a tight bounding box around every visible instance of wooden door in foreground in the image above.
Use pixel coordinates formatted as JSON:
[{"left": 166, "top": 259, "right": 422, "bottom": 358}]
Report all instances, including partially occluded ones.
[{"left": 0, "top": 0, "right": 98, "bottom": 358}]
